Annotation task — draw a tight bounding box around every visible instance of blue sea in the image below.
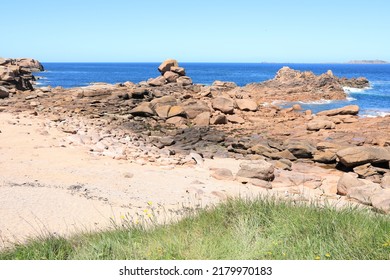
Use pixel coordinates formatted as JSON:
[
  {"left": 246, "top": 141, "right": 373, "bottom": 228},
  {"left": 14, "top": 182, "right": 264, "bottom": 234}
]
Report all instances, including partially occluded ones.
[{"left": 35, "top": 63, "right": 390, "bottom": 117}]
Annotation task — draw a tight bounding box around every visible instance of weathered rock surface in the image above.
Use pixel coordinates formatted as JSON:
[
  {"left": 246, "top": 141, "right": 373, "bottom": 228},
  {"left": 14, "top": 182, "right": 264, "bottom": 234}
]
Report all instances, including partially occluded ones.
[
  {"left": 371, "top": 189, "right": 390, "bottom": 213},
  {"left": 212, "top": 96, "right": 235, "bottom": 114},
  {"left": 211, "top": 168, "right": 234, "bottom": 181},
  {"left": 337, "top": 146, "right": 390, "bottom": 168},
  {"left": 0, "top": 57, "right": 43, "bottom": 92},
  {"left": 243, "top": 67, "right": 367, "bottom": 103},
  {"left": 347, "top": 183, "right": 382, "bottom": 205},
  {"left": 337, "top": 172, "right": 365, "bottom": 195},
  {"left": 236, "top": 160, "right": 275, "bottom": 181},
  {"left": 317, "top": 105, "right": 360, "bottom": 116},
  {"left": 285, "top": 139, "right": 316, "bottom": 158},
  {"left": 3, "top": 58, "right": 390, "bottom": 214},
  {"left": 307, "top": 119, "right": 336, "bottom": 131},
  {"left": 236, "top": 99, "right": 258, "bottom": 111}
]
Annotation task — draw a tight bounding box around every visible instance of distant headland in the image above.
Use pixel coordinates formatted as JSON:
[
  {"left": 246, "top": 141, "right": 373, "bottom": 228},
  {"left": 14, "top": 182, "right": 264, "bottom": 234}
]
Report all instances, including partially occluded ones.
[{"left": 347, "top": 60, "right": 389, "bottom": 64}]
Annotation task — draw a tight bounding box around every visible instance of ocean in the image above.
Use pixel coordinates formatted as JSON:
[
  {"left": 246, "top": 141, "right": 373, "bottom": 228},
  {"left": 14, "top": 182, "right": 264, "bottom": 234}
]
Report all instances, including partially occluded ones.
[{"left": 35, "top": 63, "right": 390, "bottom": 117}]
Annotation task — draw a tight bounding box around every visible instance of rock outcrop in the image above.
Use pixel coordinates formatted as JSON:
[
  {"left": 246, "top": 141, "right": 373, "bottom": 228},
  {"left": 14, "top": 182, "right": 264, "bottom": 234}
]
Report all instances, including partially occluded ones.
[
  {"left": 0, "top": 57, "right": 44, "bottom": 95},
  {"left": 243, "top": 66, "right": 369, "bottom": 103},
  {"left": 148, "top": 59, "right": 192, "bottom": 86},
  {"left": 2, "top": 58, "right": 389, "bottom": 214}
]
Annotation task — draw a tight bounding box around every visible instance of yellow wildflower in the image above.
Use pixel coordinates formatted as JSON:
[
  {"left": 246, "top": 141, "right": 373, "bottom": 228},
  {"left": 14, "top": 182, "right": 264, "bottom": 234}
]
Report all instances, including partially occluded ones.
[
  {"left": 315, "top": 256, "right": 321, "bottom": 260},
  {"left": 325, "top": 253, "right": 331, "bottom": 258}
]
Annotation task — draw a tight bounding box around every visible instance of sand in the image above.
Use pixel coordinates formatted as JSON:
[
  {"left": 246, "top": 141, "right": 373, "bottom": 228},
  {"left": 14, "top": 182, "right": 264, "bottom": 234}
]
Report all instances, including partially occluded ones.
[{"left": 0, "top": 112, "right": 267, "bottom": 249}]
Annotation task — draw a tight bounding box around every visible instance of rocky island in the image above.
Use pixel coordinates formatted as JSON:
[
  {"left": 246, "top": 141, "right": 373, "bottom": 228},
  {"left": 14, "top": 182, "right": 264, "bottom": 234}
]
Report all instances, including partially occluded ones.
[
  {"left": 348, "top": 60, "right": 389, "bottom": 64},
  {"left": 0, "top": 58, "right": 389, "bottom": 247}
]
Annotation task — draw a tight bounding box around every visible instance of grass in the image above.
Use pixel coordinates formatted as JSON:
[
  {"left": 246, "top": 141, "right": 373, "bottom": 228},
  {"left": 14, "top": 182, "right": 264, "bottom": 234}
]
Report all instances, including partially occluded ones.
[{"left": 1, "top": 198, "right": 389, "bottom": 260}]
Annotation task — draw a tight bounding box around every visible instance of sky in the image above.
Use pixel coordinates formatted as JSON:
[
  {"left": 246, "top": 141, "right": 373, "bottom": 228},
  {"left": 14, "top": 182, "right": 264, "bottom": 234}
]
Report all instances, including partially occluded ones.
[{"left": 2, "top": 0, "right": 390, "bottom": 63}]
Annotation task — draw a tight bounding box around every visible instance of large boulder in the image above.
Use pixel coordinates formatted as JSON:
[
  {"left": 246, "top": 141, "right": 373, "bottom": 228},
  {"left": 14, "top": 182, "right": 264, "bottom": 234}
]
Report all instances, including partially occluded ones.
[
  {"left": 337, "top": 172, "right": 365, "bottom": 195},
  {"left": 15, "top": 58, "right": 44, "bottom": 72},
  {"left": 212, "top": 96, "right": 235, "bottom": 114},
  {"left": 382, "top": 174, "right": 390, "bottom": 189},
  {"left": 307, "top": 119, "right": 335, "bottom": 131},
  {"left": 236, "top": 160, "right": 275, "bottom": 181},
  {"left": 129, "top": 102, "right": 155, "bottom": 116},
  {"left": 176, "top": 76, "right": 192, "bottom": 86},
  {"left": 336, "top": 146, "right": 390, "bottom": 168},
  {"left": 347, "top": 183, "right": 382, "bottom": 205},
  {"left": 371, "top": 189, "right": 390, "bottom": 213},
  {"left": 284, "top": 139, "right": 316, "bottom": 158},
  {"left": 0, "top": 66, "right": 16, "bottom": 81},
  {"left": 236, "top": 99, "right": 258, "bottom": 111},
  {"left": 158, "top": 59, "right": 178, "bottom": 74},
  {"left": 148, "top": 76, "right": 167, "bottom": 86},
  {"left": 193, "top": 112, "right": 210, "bottom": 126},
  {"left": 317, "top": 105, "right": 359, "bottom": 116},
  {"left": 163, "top": 71, "right": 179, "bottom": 83},
  {"left": 150, "top": 95, "right": 177, "bottom": 109},
  {"left": 182, "top": 100, "right": 210, "bottom": 119},
  {"left": 0, "top": 86, "right": 9, "bottom": 98}
]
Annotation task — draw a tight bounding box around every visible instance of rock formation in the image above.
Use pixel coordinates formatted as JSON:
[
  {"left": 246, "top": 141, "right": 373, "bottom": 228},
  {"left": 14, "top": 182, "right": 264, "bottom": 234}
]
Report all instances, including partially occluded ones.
[
  {"left": 1, "top": 58, "right": 389, "bottom": 214},
  {"left": 243, "top": 66, "right": 369, "bottom": 103},
  {"left": 0, "top": 57, "right": 44, "bottom": 97}
]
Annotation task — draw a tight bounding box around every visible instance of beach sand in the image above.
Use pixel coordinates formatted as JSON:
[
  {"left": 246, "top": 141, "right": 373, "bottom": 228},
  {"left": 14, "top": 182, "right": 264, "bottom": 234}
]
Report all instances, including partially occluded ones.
[{"left": 0, "top": 112, "right": 267, "bottom": 249}]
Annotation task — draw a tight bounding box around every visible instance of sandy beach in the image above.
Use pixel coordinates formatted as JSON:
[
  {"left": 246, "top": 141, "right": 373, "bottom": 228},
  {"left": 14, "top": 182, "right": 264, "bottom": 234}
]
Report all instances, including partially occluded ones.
[{"left": 0, "top": 112, "right": 270, "bottom": 248}]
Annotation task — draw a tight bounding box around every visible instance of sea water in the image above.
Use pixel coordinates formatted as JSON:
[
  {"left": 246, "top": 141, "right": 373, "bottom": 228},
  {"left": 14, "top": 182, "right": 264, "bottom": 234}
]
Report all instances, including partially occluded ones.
[{"left": 35, "top": 63, "right": 390, "bottom": 116}]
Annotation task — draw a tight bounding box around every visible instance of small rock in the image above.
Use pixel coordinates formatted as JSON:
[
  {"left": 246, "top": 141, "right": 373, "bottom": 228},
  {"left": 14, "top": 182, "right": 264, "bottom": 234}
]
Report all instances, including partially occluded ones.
[
  {"left": 123, "top": 172, "right": 134, "bottom": 178},
  {"left": 211, "top": 168, "right": 234, "bottom": 181},
  {"left": 227, "top": 115, "right": 245, "bottom": 124},
  {"left": 292, "top": 104, "right": 302, "bottom": 111},
  {"left": 190, "top": 152, "right": 204, "bottom": 165}
]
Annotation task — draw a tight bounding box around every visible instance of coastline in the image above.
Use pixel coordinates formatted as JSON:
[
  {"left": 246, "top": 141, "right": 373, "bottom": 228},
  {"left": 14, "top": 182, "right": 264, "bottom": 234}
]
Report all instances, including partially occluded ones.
[{"left": 1, "top": 58, "right": 390, "bottom": 249}]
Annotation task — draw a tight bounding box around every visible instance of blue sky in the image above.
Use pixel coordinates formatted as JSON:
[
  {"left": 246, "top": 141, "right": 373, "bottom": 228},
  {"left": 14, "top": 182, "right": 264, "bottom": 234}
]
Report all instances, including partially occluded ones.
[{"left": 3, "top": 0, "right": 389, "bottom": 62}]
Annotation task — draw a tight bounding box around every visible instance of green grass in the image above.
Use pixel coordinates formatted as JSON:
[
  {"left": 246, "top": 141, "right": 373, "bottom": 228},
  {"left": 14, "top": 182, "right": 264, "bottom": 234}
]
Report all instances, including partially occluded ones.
[{"left": 1, "top": 198, "right": 389, "bottom": 260}]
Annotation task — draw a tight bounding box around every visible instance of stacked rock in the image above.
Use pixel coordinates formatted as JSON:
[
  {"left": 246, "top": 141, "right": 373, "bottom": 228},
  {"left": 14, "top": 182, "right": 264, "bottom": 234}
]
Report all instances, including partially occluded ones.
[
  {"left": 148, "top": 59, "right": 192, "bottom": 87},
  {"left": 0, "top": 58, "right": 44, "bottom": 98}
]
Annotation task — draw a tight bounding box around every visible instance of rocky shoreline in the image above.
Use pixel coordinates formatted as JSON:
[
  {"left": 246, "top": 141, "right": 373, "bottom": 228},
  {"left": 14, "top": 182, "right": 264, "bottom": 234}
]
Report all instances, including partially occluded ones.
[{"left": 1, "top": 58, "right": 389, "bottom": 215}]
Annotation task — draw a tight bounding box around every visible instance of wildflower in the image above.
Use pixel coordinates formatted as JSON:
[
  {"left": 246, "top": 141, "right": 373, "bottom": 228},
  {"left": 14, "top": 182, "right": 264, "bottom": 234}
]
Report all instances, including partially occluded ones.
[
  {"left": 120, "top": 215, "right": 125, "bottom": 219},
  {"left": 147, "top": 213, "right": 152, "bottom": 218},
  {"left": 315, "top": 256, "right": 321, "bottom": 260},
  {"left": 147, "top": 201, "right": 153, "bottom": 206},
  {"left": 382, "top": 242, "right": 389, "bottom": 247},
  {"left": 143, "top": 209, "right": 148, "bottom": 213},
  {"left": 325, "top": 253, "right": 331, "bottom": 258},
  {"left": 134, "top": 219, "right": 139, "bottom": 225}
]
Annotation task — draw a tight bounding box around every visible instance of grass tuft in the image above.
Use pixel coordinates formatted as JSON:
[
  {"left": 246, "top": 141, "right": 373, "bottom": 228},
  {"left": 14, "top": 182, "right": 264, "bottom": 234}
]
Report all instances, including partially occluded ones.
[{"left": 1, "top": 198, "right": 389, "bottom": 260}]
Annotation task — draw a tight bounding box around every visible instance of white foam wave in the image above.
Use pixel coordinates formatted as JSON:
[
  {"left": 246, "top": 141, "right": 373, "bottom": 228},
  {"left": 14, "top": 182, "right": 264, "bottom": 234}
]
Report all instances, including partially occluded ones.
[
  {"left": 298, "top": 99, "right": 334, "bottom": 105},
  {"left": 343, "top": 86, "right": 371, "bottom": 93},
  {"left": 346, "top": 96, "right": 357, "bottom": 101},
  {"left": 360, "top": 111, "right": 390, "bottom": 118}
]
